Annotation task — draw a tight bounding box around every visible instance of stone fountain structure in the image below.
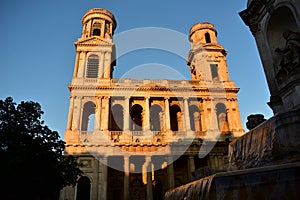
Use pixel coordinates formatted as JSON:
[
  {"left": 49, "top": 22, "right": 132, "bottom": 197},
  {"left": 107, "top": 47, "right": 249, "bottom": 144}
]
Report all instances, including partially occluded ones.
[{"left": 165, "top": 0, "right": 300, "bottom": 199}]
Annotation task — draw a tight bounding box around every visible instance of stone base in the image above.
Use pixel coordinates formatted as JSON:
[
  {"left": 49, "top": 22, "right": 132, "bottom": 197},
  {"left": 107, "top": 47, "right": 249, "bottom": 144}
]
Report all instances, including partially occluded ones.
[
  {"left": 164, "top": 162, "right": 300, "bottom": 200},
  {"left": 228, "top": 108, "right": 300, "bottom": 170}
]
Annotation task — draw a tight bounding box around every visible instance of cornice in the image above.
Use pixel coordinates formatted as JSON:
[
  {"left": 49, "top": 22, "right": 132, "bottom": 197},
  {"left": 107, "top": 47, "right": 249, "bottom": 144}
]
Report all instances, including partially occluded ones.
[{"left": 239, "top": 0, "right": 276, "bottom": 35}]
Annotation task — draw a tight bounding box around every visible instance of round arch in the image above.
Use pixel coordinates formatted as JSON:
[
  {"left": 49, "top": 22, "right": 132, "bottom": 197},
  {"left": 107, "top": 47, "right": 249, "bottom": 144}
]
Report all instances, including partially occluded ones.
[
  {"left": 130, "top": 104, "right": 143, "bottom": 131},
  {"left": 150, "top": 104, "right": 163, "bottom": 131}
]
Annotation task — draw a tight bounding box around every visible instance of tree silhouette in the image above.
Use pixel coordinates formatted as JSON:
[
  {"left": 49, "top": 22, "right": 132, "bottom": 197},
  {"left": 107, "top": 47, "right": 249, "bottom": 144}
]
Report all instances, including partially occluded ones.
[{"left": 0, "top": 97, "right": 82, "bottom": 200}]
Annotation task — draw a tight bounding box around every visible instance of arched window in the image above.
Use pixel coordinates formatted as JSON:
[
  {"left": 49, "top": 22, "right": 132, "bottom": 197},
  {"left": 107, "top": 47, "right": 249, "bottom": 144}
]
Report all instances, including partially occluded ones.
[
  {"left": 92, "top": 22, "right": 101, "bottom": 36},
  {"left": 81, "top": 101, "right": 96, "bottom": 132},
  {"left": 205, "top": 32, "right": 211, "bottom": 43},
  {"left": 170, "top": 105, "right": 181, "bottom": 131},
  {"left": 150, "top": 105, "right": 163, "bottom": 131},
  {"left": 76, "top": 176, "right": 91, "bottom": 200},
  {"left": 216, "top": 103, "right": 229, "bottom": 132},
  {"left": 110, "top": 104, "right": 124, "bottom": 131},
  {"left": 86, "top": 54, "right": 99, "bottom": 78},
  {"left": 189, "top": 105, "right": 202, "bottom": 132},
  {"left": 130, "top": 104, "right": 143, "bottom": 131}
]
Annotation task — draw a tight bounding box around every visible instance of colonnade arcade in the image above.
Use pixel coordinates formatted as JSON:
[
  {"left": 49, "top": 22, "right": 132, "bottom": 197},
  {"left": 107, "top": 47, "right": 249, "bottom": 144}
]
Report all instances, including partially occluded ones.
[{"left": 67, "top": 95, "right": 237, "bottom": 144}]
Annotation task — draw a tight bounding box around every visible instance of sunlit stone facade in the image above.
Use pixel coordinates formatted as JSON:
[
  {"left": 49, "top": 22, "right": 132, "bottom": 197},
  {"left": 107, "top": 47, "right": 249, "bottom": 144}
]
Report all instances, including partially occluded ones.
[{"left": 60, "top": 8, "right": 244, "bottom": 200}]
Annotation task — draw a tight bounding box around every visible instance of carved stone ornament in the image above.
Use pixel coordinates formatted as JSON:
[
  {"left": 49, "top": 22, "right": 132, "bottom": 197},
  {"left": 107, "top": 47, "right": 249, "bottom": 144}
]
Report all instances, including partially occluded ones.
[{"left": 275, "top": 30, "right": 300, "bottom": 84}]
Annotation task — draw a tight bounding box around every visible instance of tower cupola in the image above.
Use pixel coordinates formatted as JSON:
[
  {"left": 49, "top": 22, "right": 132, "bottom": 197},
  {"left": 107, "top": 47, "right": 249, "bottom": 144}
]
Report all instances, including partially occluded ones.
[
  {"left": 189, "top": 22, "right": 218, "bottom": 48},
  {"left": 81, "top": 8, "right": 117, "bottom": 39}
]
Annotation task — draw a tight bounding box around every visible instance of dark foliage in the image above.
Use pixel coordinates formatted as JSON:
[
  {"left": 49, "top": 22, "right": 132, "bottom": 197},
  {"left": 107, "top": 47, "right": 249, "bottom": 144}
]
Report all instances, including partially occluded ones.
[{"left": 0, "top": 97, "right": 82, "bottom": 199}]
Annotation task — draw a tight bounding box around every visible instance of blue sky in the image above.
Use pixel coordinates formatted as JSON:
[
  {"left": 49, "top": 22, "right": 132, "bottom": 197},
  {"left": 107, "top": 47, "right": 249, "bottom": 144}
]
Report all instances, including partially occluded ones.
[{"left": 0, "top": 0, "right": 273, "bottom": 138}]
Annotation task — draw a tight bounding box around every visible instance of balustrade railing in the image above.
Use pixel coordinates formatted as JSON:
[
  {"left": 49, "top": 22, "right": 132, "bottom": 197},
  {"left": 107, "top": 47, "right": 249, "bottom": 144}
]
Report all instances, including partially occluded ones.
[
  {"left": 131, "top": 131, "right": 143, "bottom": 136},
  {"left": 110, "top": 131, "right": 123, "bottom": 136}
]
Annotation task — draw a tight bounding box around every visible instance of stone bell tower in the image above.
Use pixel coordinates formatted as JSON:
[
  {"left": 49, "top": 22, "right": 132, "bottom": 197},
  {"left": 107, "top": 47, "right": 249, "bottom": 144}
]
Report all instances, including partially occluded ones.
[
  {"left": 65, "top": 8, "right": 117, "bottom": 143},
  {"left": 71, "top": 8, "right": 116, "bottom": 82},
  {"left": 186, "top": 22, "right": 244, "bottom": 138},
  {"left": 187, "top": 22, "right": 230, "bottom": 82}
]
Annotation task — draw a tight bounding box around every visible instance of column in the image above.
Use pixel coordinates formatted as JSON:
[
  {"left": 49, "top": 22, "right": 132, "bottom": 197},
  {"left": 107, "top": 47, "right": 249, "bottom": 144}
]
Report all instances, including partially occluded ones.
[
  {"left": 106, "top": 52, "right": 112, "bottom": 78},
  {"left": 164, "top": 98, "right": 171, "bottom": 131},
  {"left": 144, "top": 97, "right": 150, "bottom": 131},
  {"left": 145, "top": 156, "right": 153, "bottom": 200},
  {"left": 167, "top": 156, "right": 175, "bottom": 189},
  {"left": 100, "top": 157, "right": 107, "bottom": 200},
  {"left": 67, "top": 96, "right": 74, "bottom": 130},
  {"left": 95, "top": 97, "right": 102, "bottom": 130},
  {"left": 73, "top": 51, "right": 80, "bottom": 78},
  {"left": 78, "top": 52, "right": 87, "bottom": 78},
  {"left": 184, "top": 97, "right": 191, "bottom": 131},
  {"left": 102, "top": 97, "right": 110, "bottom": 131},
  {"left": 188, "top": 156, "right": 195, "bottom": 181},
  {"left": 124, "top": 97, "right": 130, "bottom": 131},
  {"left": 124, "top": 156, "right": 130, "bottom": 200},
  {"left": 100, "top": 53, "right": 105, "bottom": 78}
]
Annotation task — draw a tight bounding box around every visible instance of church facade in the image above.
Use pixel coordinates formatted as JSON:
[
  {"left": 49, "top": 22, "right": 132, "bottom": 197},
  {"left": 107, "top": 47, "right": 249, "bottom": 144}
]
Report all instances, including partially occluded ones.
[{"left": 60, "top": 8, "right": 244, "bottom": 200}]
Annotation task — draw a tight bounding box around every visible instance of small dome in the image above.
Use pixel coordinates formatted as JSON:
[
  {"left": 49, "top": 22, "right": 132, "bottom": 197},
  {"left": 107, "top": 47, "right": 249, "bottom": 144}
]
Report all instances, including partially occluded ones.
[
  {"left": 82, "top": 8, "right": 117, "bottom": 29},
  {"left": 189, "top": 22, "right": 217, "bottom": 41}
]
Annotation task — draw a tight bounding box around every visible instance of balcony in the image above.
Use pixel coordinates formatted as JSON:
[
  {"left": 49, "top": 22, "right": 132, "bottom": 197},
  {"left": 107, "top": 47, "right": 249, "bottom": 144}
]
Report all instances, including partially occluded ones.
[{"left": 77, "top": 130, "right": 209, "bottom": 145}]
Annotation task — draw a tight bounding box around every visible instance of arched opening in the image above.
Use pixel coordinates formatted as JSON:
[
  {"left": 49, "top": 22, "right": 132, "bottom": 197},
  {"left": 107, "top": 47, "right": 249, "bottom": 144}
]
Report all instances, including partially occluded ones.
[
  {"left": 150, "top": 104, "right": 163, "bottom": 131},
  {"left": 92, "top": 22, "right": 101, "bottom": 36},
  {"left": 170, "top": 105, "right": 181, "bottom": 131},
  {"left": 130, "top": 104, "right": 143, "bottom": 131},
  {"left": 189, "top": 105, "right": 202, "bottom": 132},
  {"left": 205, "top": 32, "right": 211, "bottom": 43},
  {"left": 267, "top": 6, "right": 299, "bottom": 58},
  {"left": 81, "top": 101, "right": 96, "bottom": 132},
  {"left": 216, "top": 103, "right": 229, "bottom": 132},
  {"left": 267, "top": 6, "right": 300, "bottom": 84},
  {"left": 110, "top": 104, "right": 124, "bottom": 131},
  {"left": 76, "top": 176, "right": 91, "bottom": 200},
  {"left": 86, "top": 54, "right": 99, "bottom": 78}
]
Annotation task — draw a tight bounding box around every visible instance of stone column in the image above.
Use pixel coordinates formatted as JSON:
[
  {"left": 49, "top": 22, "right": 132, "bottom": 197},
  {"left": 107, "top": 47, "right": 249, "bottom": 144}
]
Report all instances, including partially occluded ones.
[
  {"left": 99, "top": 53, "right": 105, "bottom": 78},
  {"left": 164, "top": 98, "right": 171, "bottom": 131},
  {"left": 73, "top": 51, "right": 80, "bottom": 78},
  {"left": 100, "top": 157, "right": 108, "bottom": 200},
  {"left": 67, "top": 96, "right": 74, "bottom": 130},
  {"left": 78, "top": 51, "right": 87, "bottom": 78},
  {"left": 167, "top": 156, "right": 175, "bottom": 189},
  {"left": 95, "top": 97, "right": 102, "bottom": 130},
  {"left": 184, "top": 97, "right": 191, "bottom": 131},
  {"left": 124, "top": 156, "right": 130, "bottom": 200},
  {"left": 124, "top": 97, "right": 130, "bottom": 131},
  {"left": 78, "top": 97, "right": 84, "bottom": 132},
  {"left": 144, "top": 97, "right": 150, "bottom": 132},
  {"left": 106, "top": 51, "right": 112, "bottom": 78},
  {"left": 102, "top": 97, "right": 110, "bottom": 131},
  {"left": 188, "top": 156, "right": 195, "bottom": 181},
  {"left": 145, "top": 156, "right": 153, "bottom": 200}
]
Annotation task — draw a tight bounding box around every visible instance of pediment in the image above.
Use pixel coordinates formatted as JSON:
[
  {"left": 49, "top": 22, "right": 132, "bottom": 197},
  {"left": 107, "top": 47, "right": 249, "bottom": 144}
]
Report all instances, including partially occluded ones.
[{"left": 75, "top": 37, "right": 113, "bottom": 46}]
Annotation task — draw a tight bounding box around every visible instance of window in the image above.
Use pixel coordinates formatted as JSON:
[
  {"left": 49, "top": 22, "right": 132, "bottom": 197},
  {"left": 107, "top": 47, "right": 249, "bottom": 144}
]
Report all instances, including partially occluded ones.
[
  {"left": 86, "top": 54, "right": 99, "bottom": 78},
  {"left": 81, "top": 101, "right": 96, "bottom": 132},
  {"left": 110, "top": 104, "right": 124, "bottom": 131},
  {"left": 210, "top": 64, "right": 218, "bottom": 80},
  {"left": 205, "top": 32, "right": 211, "bottom": 43},
  {"left": 150, "top": 105, "right": 163, "bottom": 131},
  {"left": 92, "top": 28, "right": 100, "bottom": 36},
  {"left": 130, "top": 104, "right": 143, "bottom": 131},
  {"left": 170, "top": 105, "right": 181, "bottom": 131},
  {"left": 92, "top": 22, "right": 101, "bottom": 36}
]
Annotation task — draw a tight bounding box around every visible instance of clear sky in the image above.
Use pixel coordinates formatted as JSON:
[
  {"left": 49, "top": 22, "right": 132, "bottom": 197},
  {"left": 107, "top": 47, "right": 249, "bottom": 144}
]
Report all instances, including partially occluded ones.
[{"left": 0, "top": 0, "right": 273, "bottom": 138}]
